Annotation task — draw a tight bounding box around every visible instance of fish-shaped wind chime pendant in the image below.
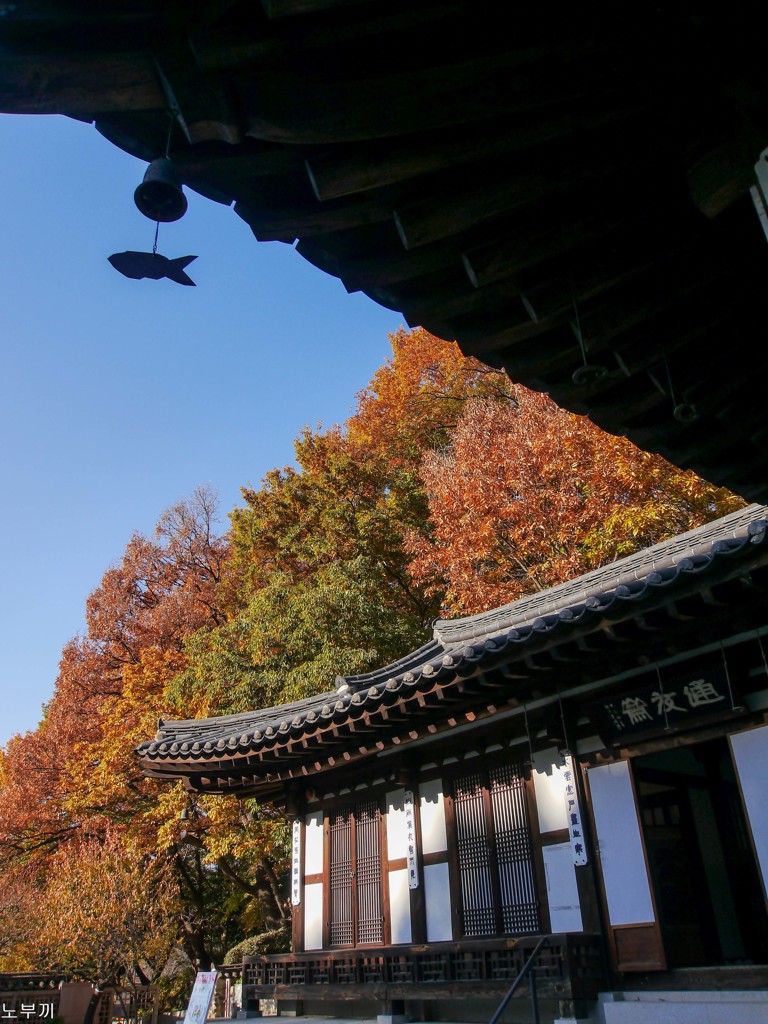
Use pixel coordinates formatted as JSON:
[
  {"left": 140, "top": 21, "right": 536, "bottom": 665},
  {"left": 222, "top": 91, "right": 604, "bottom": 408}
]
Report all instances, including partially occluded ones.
[
  {"left": 108, "top": 251, "right": 197, "bottom": 286},
  {"left": 109, "top": 154, "right": 198, "bottom": 287}
]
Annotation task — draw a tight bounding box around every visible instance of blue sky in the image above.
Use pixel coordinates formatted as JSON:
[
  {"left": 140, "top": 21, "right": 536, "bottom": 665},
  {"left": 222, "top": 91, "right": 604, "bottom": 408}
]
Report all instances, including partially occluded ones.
[{"left": 0, "top": 113, "right": 405, "bottom": 745}]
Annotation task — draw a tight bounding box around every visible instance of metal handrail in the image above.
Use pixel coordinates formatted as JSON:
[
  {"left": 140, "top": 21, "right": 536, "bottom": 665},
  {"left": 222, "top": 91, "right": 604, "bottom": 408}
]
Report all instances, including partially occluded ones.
[{"left": 488, "top": 935, "right": 549, "bottom": 1024}]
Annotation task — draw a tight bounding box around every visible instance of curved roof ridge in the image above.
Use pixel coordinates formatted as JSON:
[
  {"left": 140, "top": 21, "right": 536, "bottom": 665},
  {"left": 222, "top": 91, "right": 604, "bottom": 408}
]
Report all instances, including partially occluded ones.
[
  {"left": 339, "top": 638, "right": 443, "bottom": 691},
  {"left": 154, "top": 688, "right": 341, "bottom": 745}
]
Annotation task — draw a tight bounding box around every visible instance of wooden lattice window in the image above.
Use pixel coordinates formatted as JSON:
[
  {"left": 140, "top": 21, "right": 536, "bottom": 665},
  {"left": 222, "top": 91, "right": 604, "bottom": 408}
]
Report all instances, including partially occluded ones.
[
  {"left": 328, "top": 798, "right": 384, "bottom": 947},
  {"left": 452, "top": 761, "right": 539, "bottom": 937}
]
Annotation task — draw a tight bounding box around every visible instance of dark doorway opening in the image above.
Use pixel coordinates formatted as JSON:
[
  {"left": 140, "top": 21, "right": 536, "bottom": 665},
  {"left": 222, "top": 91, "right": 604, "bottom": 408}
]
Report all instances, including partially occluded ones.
[{"left": 635, "top": 738, "right": 768, "bottom": 968}]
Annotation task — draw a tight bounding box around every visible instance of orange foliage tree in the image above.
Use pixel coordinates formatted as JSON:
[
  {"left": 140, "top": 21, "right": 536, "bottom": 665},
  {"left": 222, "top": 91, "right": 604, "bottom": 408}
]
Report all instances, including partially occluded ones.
[
  {"left": 407, "top": 389, "right": 744, "bottom": 615},
  {"left": 0, "top": 487, "right": 240, "bottom": 973},
  {"left": 38, "top": 835, "right": 180, "bottom": 990}
]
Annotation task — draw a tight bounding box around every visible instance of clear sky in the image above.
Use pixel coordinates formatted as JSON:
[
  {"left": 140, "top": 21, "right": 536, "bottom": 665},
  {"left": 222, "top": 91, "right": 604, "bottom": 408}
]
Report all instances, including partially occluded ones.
[{"left": 0, "top": 113, "right": 405, "bottom": 746}]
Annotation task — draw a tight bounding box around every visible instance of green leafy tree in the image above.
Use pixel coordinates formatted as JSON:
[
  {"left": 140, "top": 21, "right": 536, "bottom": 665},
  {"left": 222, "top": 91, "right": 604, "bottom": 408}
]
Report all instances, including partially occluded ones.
[{"left": 173, "top": 328, "right": 510, "bottom": 716}]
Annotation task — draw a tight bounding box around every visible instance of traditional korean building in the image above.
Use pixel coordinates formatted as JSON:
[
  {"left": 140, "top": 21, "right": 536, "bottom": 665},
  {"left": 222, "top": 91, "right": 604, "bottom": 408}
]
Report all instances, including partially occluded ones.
[{"left": 138, "top": 504, "right": 768, "bottom": 1024}]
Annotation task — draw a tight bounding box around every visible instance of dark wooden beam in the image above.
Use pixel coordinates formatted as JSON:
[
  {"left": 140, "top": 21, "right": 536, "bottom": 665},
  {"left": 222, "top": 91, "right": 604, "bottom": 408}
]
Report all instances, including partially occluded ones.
[
  {"left": 465, "top": 243, "right": 728, "bottom": 364},
  {"left": 261, "top": 0, "right": 376, "bottom": 17},
  {"left": 688, "top": 139, "right": 757, "bottom": 218},
  {"left": 240, "top": 38, "right": 636, "bottom": 146},
  {"left": 462, "top": 213, "right": 629, "bottom": 290},
  {"left": 393, "top": 147, "right": 642, "bottom": 250},
  {"left": 0, "top": 50, "right": 162, "bottom": 115},
  {"left": 408, "top": 231, "right": 683, "bottom": 340},
  {"left": 306, "top": 104, "right": 647, "bottom": 201},
  {"left": 197, "top": 4, "right": 463, "bottom": 72},
  {"left": 234, "top": 193, "right": 392, "bottom": 242},
  {"left": 302, "top": 237, "right": 461, "bottom": 292},
  {"left": 152, "top": 44, "right": 243, "bottom": 145}
]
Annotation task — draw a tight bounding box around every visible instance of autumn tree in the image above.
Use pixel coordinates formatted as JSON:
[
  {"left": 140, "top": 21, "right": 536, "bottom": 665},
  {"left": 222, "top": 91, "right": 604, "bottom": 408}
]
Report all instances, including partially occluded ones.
[
  {"left": 348, "top": 326, "right": 514, "bottom": 464},
  {"left": 0, "top": 864, "right": 44, "bottom": 969},
  {"left": 38, "top": 835, "right": 180, "bottom": 999},
  {"left": 0, "top": 488, "right": 242, "bottom": 973},
  {"left": 407, "top": 389, "right": 744, "bottom": 615},
  {"left": 0, "top": 486, "right": 228, "bottom": 856},
  {"left": 0, "top": 725, "right": 74, "bottom": 863},
  {"left": 3, "top": 330, "right": 513, "bottom": 972},
  {"left": 54, "top": 487, "right": 273, "bottom": 970}
]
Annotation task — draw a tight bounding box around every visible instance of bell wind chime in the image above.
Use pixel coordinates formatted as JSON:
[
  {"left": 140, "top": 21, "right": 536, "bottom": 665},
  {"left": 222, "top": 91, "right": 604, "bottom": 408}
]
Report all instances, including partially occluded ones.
[{"left": 109, "top": 114, "right": 198, "bottom": 286}]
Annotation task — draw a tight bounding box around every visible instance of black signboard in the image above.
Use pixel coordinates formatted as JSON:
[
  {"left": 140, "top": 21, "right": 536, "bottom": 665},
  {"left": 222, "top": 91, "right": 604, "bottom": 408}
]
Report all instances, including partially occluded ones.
[{"left": 586, "top": 666, "right": 739, "bottom": 746}]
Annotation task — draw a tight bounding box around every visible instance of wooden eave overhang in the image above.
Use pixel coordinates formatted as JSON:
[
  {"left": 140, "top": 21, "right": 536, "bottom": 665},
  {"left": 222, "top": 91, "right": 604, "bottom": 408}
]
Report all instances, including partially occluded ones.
[
  {"left": 4, "top": 7, "right": 768, "bottom": 495},
  {"left": 137, "top": 505, "right": 768, "bottom": 798}
]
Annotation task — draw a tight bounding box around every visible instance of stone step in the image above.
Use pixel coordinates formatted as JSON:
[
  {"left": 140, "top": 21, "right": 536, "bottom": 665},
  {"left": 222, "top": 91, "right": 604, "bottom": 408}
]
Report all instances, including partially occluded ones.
[{"left": 599, "top": 990, "right": 768, "bottom": 1024}]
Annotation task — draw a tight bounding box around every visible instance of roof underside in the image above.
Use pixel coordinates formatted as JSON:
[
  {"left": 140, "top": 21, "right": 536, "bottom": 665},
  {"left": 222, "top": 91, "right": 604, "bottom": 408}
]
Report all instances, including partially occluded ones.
[
  {"left": 4, "top": 6, "right": 768, "bottom": 495},
  {"left": 137, "top": 505, "right": 768, "bottom": 798}
]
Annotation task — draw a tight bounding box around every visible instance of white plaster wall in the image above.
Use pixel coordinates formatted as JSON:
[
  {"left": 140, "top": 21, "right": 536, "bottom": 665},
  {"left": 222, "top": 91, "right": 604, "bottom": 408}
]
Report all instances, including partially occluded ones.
[
  {"left": 543, "top": 842, "right": 583, "bottom": 933},
  {"left": 419, "top": 777, "right": 447, "bottom": 854},
  {"left": 386, "top": 788, "right": 408, "bottom": 860},
  {"left": 388, "top": 868, "right": 413, "bottom": 944},
  {"left": 532, "top": 747, "right": 569, "bottom": 833},
  {"left": 304, "top": 809, "right": 323, "bottom": 875},
  {"left": 303, "top": 882, "right": 323, "bottom": 950},
  {"left": 424, "top": 862, "right": 453, "bottom": 941}
]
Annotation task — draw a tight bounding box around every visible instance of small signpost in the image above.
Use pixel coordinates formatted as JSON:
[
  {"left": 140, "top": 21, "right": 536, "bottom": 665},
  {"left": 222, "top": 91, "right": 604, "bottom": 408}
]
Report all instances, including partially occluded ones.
[{"left": 183, "top": 972, "right": 218, "bottom": 1024}]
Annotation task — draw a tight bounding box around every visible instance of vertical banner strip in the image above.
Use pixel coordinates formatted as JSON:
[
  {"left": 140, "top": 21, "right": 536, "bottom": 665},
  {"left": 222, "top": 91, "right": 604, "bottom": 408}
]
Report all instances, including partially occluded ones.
[
  {"left": 404, "top": 789, "right": 420, "bottom": 889},
  {"left": 291, "top": 818, "right": 302, "bottom": 906}
]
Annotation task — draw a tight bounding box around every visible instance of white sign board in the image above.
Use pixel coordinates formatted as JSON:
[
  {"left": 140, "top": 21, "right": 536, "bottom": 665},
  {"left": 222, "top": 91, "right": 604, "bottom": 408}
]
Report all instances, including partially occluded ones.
[{"left": 183, "top": 971, "right": 218, "bottom": 1024}]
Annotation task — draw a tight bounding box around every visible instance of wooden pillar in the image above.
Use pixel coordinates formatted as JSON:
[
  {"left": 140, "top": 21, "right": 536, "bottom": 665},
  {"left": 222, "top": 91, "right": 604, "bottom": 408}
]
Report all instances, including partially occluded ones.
[{"left": 409, "top": 780, "right": 427, "bottom": 945}]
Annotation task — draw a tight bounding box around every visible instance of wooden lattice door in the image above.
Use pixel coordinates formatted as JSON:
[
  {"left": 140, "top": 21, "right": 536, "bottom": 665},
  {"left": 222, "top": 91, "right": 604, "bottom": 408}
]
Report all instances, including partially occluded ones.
[
  {"left": 328, "top": 798, "right": 384, "bottom": 946},
  {"left": 452, "top": 762, "right": 539, "bottom": 936}
]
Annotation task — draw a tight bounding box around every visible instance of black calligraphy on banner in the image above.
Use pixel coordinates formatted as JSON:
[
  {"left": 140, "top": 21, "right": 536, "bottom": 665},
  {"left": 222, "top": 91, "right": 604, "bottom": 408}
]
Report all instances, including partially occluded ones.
[
  {"left": 291, "top": 818, "right": 302, "bottom": 907},
  {"left": 403, "top": 789, "right": 419, "bottom": 890},
  {"left": 562, "top": 758, "right": 588, "bottom": 866}
]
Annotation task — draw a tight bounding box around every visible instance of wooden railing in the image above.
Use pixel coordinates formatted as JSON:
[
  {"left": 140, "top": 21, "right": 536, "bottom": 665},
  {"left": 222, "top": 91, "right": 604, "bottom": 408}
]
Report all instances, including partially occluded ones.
[
  {"left": 242, "top": 934, "right": 603, "bottom": 1003},
  {"left": 0, "top": 979, "right": 159, "bottom": 1024},
  {"left": 487, "top": 935, "right": 549, "bottom": 1024},
  {"left": 0, "top": 976, "right": 67, "bottom": 1021},
  {"left": 0, "top": 974, "right": 69, "bottom": 992},
  {"left": 0, "top": 991, "right": 61, "bottom": 1020},
  {"left": 94, "top": 986, "right": 159, "bottom": 1024}
]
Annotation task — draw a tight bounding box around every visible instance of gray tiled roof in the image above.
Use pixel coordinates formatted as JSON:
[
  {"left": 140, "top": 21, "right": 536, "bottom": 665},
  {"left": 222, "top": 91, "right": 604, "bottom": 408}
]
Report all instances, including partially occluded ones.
[
  {"left": 433, "top": 503, "right": 767, "bottom": 646},
  {"left": 138, "top": 504, "right": 768, "bottom": 765}
]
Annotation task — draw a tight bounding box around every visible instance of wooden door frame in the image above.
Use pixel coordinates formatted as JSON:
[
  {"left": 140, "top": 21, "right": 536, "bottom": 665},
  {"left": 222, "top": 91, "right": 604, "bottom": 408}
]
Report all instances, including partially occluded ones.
[
  {"left": 322, "top": 794, "right": 388, "bottom": 949},
  {"left": 582, "top": 756, "right": 665, "bottom": 973}
]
